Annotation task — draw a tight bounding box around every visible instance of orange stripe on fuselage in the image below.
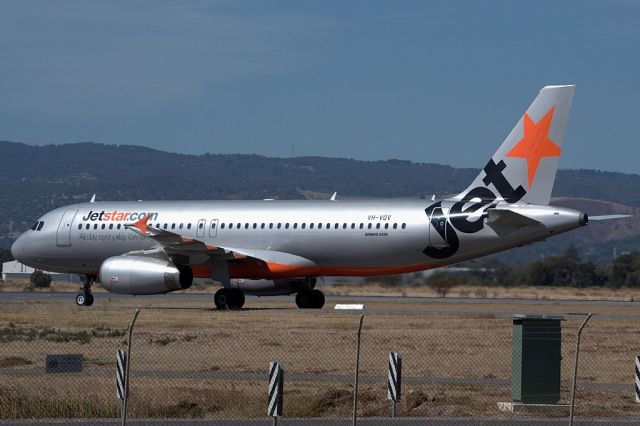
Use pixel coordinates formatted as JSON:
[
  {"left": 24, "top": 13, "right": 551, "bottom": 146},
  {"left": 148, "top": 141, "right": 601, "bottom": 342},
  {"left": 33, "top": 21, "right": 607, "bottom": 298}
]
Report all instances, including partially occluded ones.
[{"left": 191, "top": 262, "right": 433, "bottom": 280}]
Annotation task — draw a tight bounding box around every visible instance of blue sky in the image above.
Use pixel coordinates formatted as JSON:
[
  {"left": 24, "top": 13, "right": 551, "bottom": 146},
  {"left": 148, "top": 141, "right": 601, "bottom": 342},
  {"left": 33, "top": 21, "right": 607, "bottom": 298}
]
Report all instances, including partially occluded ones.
[{"left": 1, "top": 1, "right": 639, "bottom": 173}]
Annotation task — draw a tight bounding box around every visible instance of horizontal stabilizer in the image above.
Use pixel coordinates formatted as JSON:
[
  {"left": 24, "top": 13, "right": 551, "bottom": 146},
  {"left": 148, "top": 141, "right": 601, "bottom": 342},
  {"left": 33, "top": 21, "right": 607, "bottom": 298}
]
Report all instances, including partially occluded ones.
[
  {"left": 486, "top": 209, "right": 541, "bottom": 236},
  {"left": 589, "top": 214, "right": 632, "bottom": 221}
]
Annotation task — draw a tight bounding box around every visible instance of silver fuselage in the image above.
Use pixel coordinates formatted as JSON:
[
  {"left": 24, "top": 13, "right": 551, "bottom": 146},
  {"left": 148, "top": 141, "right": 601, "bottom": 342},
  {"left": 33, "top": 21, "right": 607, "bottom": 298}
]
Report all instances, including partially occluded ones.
[{"left": 11, "top": 199, "right": 585, "bottom": 279}]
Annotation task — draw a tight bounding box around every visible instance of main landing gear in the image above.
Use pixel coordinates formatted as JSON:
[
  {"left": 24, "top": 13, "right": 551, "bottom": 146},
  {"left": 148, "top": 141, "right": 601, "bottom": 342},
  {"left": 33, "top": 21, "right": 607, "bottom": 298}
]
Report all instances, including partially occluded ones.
[
  {"left": 76, "top": 274, "right": 95, "bottom": 307},
  {"left": 295, "top": 289, "right": 325, "bottom": 309},
  {"left": 214, "top": 288, "right": 245, "bottom": 310}
]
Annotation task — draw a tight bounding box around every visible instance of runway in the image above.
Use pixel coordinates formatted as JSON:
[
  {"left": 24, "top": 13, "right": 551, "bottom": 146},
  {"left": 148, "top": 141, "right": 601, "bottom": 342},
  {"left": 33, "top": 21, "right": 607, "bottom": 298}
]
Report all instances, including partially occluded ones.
[{"left": 2, "top": 291, "right": 640, "bottom": 319}]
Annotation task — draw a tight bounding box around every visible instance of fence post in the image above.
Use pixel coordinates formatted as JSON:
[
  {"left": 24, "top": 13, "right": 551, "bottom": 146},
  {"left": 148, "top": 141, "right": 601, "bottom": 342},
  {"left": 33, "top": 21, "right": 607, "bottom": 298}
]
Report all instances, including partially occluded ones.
[
  {"left": 268, "top": 362, "right": 284, "bottom": 425},
  {"left": 635, "top": 356, "right": 640, "bottom": 403},
  {"left": 388, "top": 352, "right": 402, "bottom": 417},
  {"left": 122, "top": 309, "right": 140, "bottom": 426},
  {"left": 116, "top": 349, "right": 127, "bottom": 420},
  {"left": 569, "top": 313, "right": 592, "bottom": 426},
  {"left": 352, "top": 314, "right": 364, "bottom": 426}
]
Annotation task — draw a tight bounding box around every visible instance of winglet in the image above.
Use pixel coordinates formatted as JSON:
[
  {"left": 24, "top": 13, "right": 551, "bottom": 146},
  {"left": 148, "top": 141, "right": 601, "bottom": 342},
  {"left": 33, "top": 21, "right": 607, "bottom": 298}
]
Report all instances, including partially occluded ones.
[
  {"left": 90, "top": 194, "right": 96, "bottom": 203},
  {"left": 330, "top": 192, "right": 337, "bottom": 201},
  {"left": 126, "top": 214, "right": 153, "bottom": 236}
]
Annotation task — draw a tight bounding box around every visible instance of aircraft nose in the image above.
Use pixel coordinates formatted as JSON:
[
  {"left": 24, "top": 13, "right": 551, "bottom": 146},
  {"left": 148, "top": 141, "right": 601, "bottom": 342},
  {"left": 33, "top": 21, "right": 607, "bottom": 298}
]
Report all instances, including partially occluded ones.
[{"left": 11, "top": 236, "right": 24, "bottom": 262}]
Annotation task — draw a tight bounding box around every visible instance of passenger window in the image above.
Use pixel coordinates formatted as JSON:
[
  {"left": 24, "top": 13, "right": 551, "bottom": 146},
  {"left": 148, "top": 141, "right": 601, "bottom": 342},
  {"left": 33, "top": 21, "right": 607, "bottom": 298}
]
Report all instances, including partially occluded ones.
[
  {"left": 302, "top": 223, "right": 306, "bottom": 229},
  {"left": 245, "top": 223, "right": 249, "bottom": 229},
  {"left": 172, "top": 224, "right": 176, "bottom": 229},
  {"left": 384, "top": 223, "right": 389, "bottom": 229},
  {"left": 212, "top": 223, "right": 216, "bottom": 229},
  {"left": 326, "top": 223, "right": 330, "bottom": 229},
  {"left": 310, "top": 223, "right": 314, "bottom": 229},
  {"left": 164, "top": 224, "right": 169, "bottom": 230},
  {"left": 86, "top": 224, "right": 90, "bottom": 230},
  {"left": 102, "top": 224, "right": 106, "bottom": 230},
  {"left": 221, "top": 223, "right": 225, "bottom": 229},
  {"left": 198, "top": 223, "right": 203, "bottom": 229},
  {"left": 351, "top": 223, "right": 355, "bottom": 229},
  {"left": 285, "top": 223, "right": 290, "bottom": 229},
  {"left": 261, "top": 223, "right": 265, "bottom": 229},
  {"left": 402, "top": 223, "right": 406, "bottom": 229},
  {"left": 367, "top": 223, "right": 372, "bottom": 229},
  {"left": 342, "top": 223, "right": 347, "bottom": 229},
  {"left": 253, "top": 223, "right": 257, "bottom": 229},
  {"left": 117, "top": 224, "right": 121, "bottom": 230},
  {"left": 269, "top": 223, "right": 273, "bottom": 229},
  {"left": 359, "top": 223, "right": 364, "bottom": 229},
  {"left": 334, "top": 223, "right": 339, "bottom": 229},
  {"left": 318, "top": 223, "right": 322, "bottom": 229},
  {"left": 237, "top": 223, "right": 241, "bottom": 229},
  {"left": 109, "top": 224, "right": 113, "bottom": 230},
  {"left": 293, "top": 223, "right": 298, "bottom": 229},
  {"left": 393, "top": 223, "right": 397, "bottom": 229},
  {"left": 187, "top": 223, "right": 192, "bottom": 229},
  {"left": 376, "top": 223, "right": 381, "bottom": 229},
  {"left": 179, "top": 223, "right": 183, "bottom": 229},
  {"left": 78, "top": 224, "right": 82, "bottom": 230},
  {"left": 277, "top": 223, "right": 282, "bottom": 229},
  {"left": 94, "top": 224, "right": 98, "bottom": 230},
  {"left": 229, "top": 223, "right": 234, "bottom": 229}
]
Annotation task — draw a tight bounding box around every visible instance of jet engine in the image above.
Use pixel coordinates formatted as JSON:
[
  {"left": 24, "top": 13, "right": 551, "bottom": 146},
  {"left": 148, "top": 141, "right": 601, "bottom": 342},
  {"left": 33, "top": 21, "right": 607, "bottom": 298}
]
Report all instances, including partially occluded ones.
[{"left": 99, "top": 256, "right": 193, "bottom": 295}]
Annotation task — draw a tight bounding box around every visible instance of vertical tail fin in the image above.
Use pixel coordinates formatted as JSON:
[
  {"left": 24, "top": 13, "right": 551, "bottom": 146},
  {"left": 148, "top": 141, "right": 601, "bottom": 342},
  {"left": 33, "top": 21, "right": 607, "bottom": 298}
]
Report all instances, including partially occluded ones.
[{"left": 456, "top": 85, "right": 575, "bottom": 205}]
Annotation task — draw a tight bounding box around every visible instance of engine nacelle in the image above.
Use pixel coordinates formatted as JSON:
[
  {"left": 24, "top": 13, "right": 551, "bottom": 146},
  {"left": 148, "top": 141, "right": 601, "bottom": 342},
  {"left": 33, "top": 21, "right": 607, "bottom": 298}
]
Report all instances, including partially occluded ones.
[
  {"left": 99, "top": 256, "right": 193, "bottom": 295},
  {"left": 232, "top": 278, "right": 316, "bottom": 296}
]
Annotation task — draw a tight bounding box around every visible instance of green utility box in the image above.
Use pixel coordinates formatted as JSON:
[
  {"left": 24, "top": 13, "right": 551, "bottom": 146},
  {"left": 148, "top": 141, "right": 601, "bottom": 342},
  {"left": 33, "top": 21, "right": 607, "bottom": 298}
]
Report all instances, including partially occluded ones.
[{"left": 511, "top": 314, "right": 563, "bottom": 404}]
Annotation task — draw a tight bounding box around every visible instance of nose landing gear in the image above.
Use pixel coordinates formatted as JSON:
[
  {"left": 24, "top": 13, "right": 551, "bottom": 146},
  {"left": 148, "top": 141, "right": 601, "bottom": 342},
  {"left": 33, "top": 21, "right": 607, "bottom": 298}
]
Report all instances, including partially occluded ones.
[{"left": 76, "top": 275, "right": 95, "bottom": 307}]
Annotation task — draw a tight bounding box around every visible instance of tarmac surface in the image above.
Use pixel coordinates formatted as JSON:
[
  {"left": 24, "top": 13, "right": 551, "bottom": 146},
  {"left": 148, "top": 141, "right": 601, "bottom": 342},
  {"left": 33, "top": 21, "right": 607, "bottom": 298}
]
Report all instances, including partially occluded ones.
[{"left": 2, "top": 291, "right": 640, "bottom": 319}]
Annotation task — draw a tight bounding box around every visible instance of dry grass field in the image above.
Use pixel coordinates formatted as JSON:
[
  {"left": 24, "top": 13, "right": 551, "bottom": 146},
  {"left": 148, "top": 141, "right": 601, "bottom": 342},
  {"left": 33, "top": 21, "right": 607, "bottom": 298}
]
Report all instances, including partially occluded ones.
[{"left": 1, "top": 287, "right": 639, "bottom": 420}]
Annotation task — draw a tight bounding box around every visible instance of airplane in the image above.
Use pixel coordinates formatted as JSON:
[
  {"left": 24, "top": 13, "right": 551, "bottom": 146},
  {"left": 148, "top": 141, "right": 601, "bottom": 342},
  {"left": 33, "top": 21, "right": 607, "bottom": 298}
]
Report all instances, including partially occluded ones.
[{"left": 10, "top": 85, "right": 628, "bottom": 309}]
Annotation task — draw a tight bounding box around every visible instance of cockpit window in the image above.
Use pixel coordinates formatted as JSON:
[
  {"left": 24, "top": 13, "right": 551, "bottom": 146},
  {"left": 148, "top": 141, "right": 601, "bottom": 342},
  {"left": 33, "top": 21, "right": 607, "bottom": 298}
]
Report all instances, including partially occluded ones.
[
  {"left": 37, "top": 222, "right": 44, "bottom": 231},
  {"left": 31, "top": 222, "right": 38, "bottom": 231},
  {"left": 31, "top": 221, "right": 44, "bottom": 231}
]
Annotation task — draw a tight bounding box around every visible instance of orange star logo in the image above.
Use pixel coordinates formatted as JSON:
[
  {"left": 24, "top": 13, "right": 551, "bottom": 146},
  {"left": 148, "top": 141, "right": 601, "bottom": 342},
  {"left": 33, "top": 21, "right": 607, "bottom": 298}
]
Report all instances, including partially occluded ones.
[{"left": 507, "top": 107, "right": 560, "bottom": 188}]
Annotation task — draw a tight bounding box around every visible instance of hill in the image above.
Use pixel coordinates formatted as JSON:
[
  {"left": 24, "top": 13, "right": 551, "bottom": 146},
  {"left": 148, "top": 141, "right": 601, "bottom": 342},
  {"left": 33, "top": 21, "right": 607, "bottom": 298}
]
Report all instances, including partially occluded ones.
[{"left": 1, "top": 141, "right": 639, "bottom": 263}]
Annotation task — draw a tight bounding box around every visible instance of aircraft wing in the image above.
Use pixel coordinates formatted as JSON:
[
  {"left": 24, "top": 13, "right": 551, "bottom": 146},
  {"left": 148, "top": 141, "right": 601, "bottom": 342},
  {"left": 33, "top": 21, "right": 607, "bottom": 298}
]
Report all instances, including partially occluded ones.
[
  {"left": 125, "top": 215, "right": 248, "bottom": 259},
  {"left": 124, "top": 214, "right": 319, "bottom": 270}
]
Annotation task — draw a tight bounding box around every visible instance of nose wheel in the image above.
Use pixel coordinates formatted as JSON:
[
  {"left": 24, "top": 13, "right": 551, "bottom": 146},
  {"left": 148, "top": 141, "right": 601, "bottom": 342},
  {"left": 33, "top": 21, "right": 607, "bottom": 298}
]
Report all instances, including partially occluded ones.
[{"left": 76, "top": 274, "right": 95, "bottom": 307}]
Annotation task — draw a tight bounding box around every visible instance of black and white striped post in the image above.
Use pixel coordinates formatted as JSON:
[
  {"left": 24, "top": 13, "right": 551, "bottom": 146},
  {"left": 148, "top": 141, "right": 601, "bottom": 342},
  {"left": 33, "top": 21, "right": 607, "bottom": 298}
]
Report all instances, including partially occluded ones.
[
  {"left": 387, "top": 352, "right": 402, "bottom": 417},
  {"left": 635, "top": 356, "right": 640, "bottom": 403},
  {"left": 268, "top": 362, "right": 284, "bottom": 425},
  {"left": 116, "top": 349, "right": 127, "bottom": 419}
]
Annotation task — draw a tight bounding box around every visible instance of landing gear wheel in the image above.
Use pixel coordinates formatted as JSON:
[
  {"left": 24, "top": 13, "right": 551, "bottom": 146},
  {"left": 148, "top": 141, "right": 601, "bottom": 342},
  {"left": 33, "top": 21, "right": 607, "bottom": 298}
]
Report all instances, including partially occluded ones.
[
  {"left": 296, "top": 291, "right": 312, "bottom": 309},
  {"left": 310, "top": 289, "right": 325, "bottom": 309},
  {"left": 214, "top": 288, "right": 230, "bottom": 309},
  {"left": 75, "top": 293, "right": 86, "bottom": 306},
  {"left": 229, "top": 289, "right": 245, "bottom": 309},
  {"left": 296, "top": 290, "right": 325, "bottom": 309},
  {"left": 76, "top": 274, "right": 95, "bottom": 307},
  {"left": 83, "top": 293, "right": 94, "bottom": 306}
]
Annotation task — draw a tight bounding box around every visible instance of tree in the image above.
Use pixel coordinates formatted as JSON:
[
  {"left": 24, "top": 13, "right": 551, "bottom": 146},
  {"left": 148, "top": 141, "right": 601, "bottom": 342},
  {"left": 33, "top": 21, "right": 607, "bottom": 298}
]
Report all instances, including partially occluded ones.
[
  {"left": 610, "top": 252, "right": 640, "bottom": 288},
  {"left": 30, "top": 270, "right": 52, "bottom": 288}
]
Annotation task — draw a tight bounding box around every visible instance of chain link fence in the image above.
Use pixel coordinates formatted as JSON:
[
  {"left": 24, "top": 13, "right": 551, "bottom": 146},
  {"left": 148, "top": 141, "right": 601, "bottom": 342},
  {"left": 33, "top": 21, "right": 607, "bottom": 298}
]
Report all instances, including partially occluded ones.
[{"left": 1, "top": 299, "right": 639, "bottom": 423}]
